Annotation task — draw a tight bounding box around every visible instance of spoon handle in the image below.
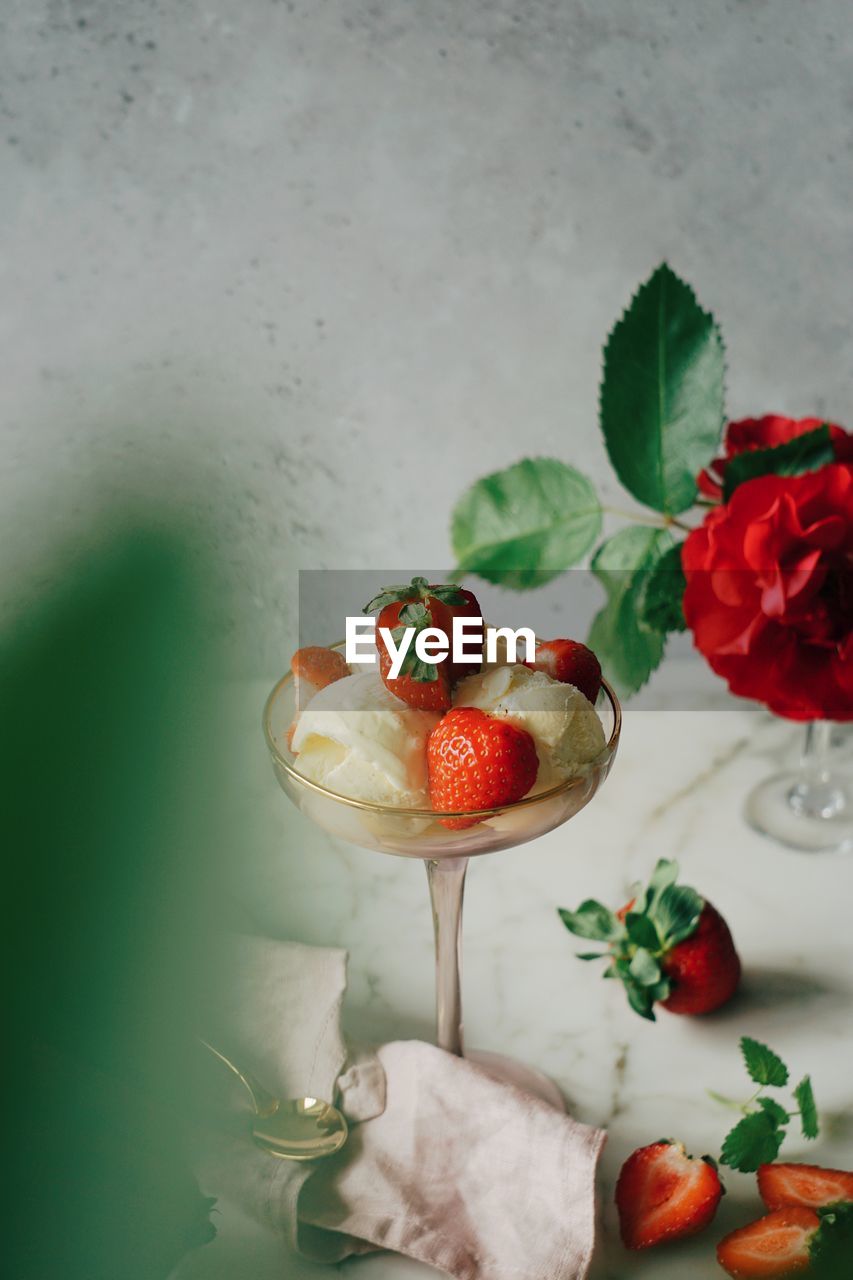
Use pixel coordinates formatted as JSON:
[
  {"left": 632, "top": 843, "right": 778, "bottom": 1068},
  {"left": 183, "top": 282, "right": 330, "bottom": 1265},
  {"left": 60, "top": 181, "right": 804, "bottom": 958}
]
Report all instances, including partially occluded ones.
[{"left": 199, "top": 1038, "right": 280, "bottom": 1118}]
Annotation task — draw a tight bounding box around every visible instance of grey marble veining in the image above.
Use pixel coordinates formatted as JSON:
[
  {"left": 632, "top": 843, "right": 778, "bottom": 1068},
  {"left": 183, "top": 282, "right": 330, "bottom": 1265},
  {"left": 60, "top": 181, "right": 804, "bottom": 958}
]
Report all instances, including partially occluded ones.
[{"left": 174, "top": 682, "right": 853, "bottom": 1280}]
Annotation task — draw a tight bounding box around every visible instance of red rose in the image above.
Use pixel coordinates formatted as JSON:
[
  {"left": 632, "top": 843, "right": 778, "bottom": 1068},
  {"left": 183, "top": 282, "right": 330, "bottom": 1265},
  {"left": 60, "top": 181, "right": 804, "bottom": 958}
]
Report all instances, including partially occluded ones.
[
  {"left": 698, "top": 414, "right": 853, "bottom": 500},
  {"left": 682, "top": 464, "right": 853, "bottom": 721}
]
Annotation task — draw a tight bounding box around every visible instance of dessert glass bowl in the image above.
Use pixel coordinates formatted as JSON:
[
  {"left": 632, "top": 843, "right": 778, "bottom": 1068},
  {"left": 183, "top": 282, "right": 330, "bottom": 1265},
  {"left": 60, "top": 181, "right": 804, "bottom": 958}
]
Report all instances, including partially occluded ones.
[{"left": 263, "top": 652, "right": 621, "bottom": 1104}]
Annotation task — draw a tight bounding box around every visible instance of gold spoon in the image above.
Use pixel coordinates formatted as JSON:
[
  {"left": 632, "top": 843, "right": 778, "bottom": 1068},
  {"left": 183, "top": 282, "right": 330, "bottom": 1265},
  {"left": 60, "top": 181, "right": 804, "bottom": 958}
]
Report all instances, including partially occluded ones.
[{"left": 200, "top": 1039, "right": 348, "bottom": 1161}]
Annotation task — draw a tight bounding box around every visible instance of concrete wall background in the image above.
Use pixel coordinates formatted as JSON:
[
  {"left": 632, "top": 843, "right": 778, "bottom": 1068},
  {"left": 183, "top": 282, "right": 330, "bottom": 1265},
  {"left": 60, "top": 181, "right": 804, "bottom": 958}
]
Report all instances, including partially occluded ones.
[{"left": 2, "top": 0, "right": 852, "bottom": 675}]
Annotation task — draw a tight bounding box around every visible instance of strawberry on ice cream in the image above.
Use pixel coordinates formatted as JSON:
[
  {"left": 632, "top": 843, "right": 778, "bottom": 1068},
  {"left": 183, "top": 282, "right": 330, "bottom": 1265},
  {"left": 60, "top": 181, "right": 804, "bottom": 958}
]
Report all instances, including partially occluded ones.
[
  {"left": 287, "top": 585, "right": 608, "bottom": 826},
  {"left": 453, "top": 664, "right": 606, "bottom": 789}
]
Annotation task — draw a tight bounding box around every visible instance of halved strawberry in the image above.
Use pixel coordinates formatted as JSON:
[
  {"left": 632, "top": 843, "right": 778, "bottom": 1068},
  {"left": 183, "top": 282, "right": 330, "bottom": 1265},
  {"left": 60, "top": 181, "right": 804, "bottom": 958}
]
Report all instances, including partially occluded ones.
[
  {"left": 426, "top": 707, "right": 538, "bottom": 829},
  {"left": 525, "top": 638, "right": 602, "bottom": 703},
  {"left": 558, "top": 858, "right": 741, "bottom": 1020},
  {"left": 363, "top": 577, "right": 482, "bottom": 710},
  {"left": 758, "top": 1163, "right": 853, "bottom": 1213},
  {"left": 717, "top": 1207, "right": 819, "bottom": 1277},
  {"left": 615, "top": 1140, "right": 723, "bottom": 1250}
]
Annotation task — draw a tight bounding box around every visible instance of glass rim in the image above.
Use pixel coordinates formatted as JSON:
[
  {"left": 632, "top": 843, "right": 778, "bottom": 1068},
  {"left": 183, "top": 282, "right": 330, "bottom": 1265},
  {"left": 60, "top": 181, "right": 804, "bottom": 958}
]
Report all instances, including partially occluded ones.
[{"left": 262, "top": 649, "right": 622, "bottom": 821}]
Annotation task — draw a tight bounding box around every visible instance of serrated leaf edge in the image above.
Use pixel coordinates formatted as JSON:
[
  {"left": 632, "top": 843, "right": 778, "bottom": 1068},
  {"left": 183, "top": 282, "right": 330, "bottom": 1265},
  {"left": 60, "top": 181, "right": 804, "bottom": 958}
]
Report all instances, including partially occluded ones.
[{"left": 598, "top": 261, "right": 728, "bottom": 516}]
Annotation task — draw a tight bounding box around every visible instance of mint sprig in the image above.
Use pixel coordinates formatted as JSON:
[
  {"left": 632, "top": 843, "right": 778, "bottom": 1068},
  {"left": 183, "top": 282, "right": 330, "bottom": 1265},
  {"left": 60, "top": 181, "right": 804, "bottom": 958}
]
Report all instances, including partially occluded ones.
[
  {"left": 713, "top": 1037, "right": 820, "bottom": 1173},
  {"left": 557, "top": 858, "right": 703, "bottom": 1021}
]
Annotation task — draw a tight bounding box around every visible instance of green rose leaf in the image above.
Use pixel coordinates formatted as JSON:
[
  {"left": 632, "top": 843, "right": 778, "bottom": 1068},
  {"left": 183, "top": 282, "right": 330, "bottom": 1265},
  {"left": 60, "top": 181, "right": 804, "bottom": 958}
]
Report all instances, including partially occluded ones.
[
  {"left": 450, "top": 458, "right": 602, "bottom": 589},
  {"left": 722, "top": 424, "right": 836, "bottom": 502},
  {"left": 640, "top": 541, "right": 688, "bottom": 634},
  {"left": 587, "top": 526, "right": 673, "bottom": 694},
  {"left": 600, "top": 263, "right": 726, "bottom": 515}
]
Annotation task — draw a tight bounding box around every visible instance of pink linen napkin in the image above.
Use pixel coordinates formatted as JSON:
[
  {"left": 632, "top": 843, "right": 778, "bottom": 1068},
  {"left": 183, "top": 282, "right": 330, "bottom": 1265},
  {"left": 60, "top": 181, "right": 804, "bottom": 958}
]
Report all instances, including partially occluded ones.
[{"left": 196, "top": 936, "right": 605, "bottom": 1280}]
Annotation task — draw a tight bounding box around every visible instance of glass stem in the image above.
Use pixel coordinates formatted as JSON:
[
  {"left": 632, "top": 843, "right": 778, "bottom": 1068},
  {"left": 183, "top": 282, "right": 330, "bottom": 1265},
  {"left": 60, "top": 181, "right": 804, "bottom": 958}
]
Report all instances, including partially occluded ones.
[
  {"left": 425, "top": 857, "right": 468, "bottom": 1056},
  {"left": 789, "top": 721, "right": 845, "bottom": 821},
  {"left": 802, "top": 722, "right": 832, "bottom": 782}
]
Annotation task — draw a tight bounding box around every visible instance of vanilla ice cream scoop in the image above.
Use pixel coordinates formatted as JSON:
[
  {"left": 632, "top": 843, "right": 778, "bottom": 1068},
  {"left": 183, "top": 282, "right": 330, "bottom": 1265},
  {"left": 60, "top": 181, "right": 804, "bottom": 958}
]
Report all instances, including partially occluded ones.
[
  {"left": 454, "top": 664, "right": 606, "bottom": 789},
  {"left": 291, "top": 671, "right": 440, "bottom": 807}
]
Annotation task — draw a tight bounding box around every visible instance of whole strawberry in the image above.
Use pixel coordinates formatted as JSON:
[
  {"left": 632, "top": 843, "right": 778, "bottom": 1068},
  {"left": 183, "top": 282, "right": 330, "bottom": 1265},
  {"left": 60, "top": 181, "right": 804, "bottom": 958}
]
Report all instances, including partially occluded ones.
[
  {"left": 525, "top": 638, "right": 602, "bottom": 704},
  {"left": 660, "top": 900, "right": 741, "bottom": 1015},
  {"left": 363, "top": 577, "right": 483, "bottom": 711},
  {"left": 427, "top": 707, "right": 538, "bottom": 829},
  {"left": 558, "top": 858, "right": 741, "bottom": 1020},
  {"left": 616, "top": 1140, "right": 723, "bottom": 1250}
]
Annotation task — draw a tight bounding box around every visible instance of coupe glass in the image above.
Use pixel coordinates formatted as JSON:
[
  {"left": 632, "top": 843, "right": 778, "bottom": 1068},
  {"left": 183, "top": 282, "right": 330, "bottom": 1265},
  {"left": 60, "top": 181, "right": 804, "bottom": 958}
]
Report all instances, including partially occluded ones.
[{"left": 262, "top": 659, "right": 621, "bottom": 1106}]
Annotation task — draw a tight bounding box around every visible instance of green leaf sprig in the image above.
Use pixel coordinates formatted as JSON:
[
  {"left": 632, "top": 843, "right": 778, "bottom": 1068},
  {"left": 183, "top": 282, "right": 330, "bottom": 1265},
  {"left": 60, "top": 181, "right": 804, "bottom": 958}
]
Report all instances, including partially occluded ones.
[{"left": 712, "top": 1036, "right": 820, "bottom": 1173}]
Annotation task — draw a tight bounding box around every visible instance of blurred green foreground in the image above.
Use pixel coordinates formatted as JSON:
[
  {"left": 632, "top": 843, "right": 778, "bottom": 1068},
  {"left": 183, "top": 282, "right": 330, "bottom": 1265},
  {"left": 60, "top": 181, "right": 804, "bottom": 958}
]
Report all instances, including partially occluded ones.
[{"left": 1, "top": 527, "right": 230, "bottom": 1279}]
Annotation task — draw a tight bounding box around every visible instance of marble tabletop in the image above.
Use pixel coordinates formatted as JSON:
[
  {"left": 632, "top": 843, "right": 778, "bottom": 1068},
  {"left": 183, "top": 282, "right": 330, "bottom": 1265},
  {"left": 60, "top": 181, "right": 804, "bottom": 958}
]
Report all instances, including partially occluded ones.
[{"left": 176, "top": 682, "right": 853, "bottom": 1280}]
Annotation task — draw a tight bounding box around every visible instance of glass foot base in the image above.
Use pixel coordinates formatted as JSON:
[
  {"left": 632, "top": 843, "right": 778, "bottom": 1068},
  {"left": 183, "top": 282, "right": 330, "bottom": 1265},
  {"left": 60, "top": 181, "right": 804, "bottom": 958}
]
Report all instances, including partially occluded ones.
[
  {"left": 745, "top": 771, "right": 853, "bottom": 854},
  {"left": 467, "top": 1049, "right": 566, "bottom": 1111}
]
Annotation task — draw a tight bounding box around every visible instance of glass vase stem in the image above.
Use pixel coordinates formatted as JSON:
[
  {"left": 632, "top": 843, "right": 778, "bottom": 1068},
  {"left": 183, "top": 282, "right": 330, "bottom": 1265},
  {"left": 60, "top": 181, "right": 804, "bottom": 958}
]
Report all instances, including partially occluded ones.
[
  {"left": 790, "top": 722, "right": 844, "bottom": 821},
  {"left": 425, "top": 856, "right": 468, "bottom": 1056}
]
